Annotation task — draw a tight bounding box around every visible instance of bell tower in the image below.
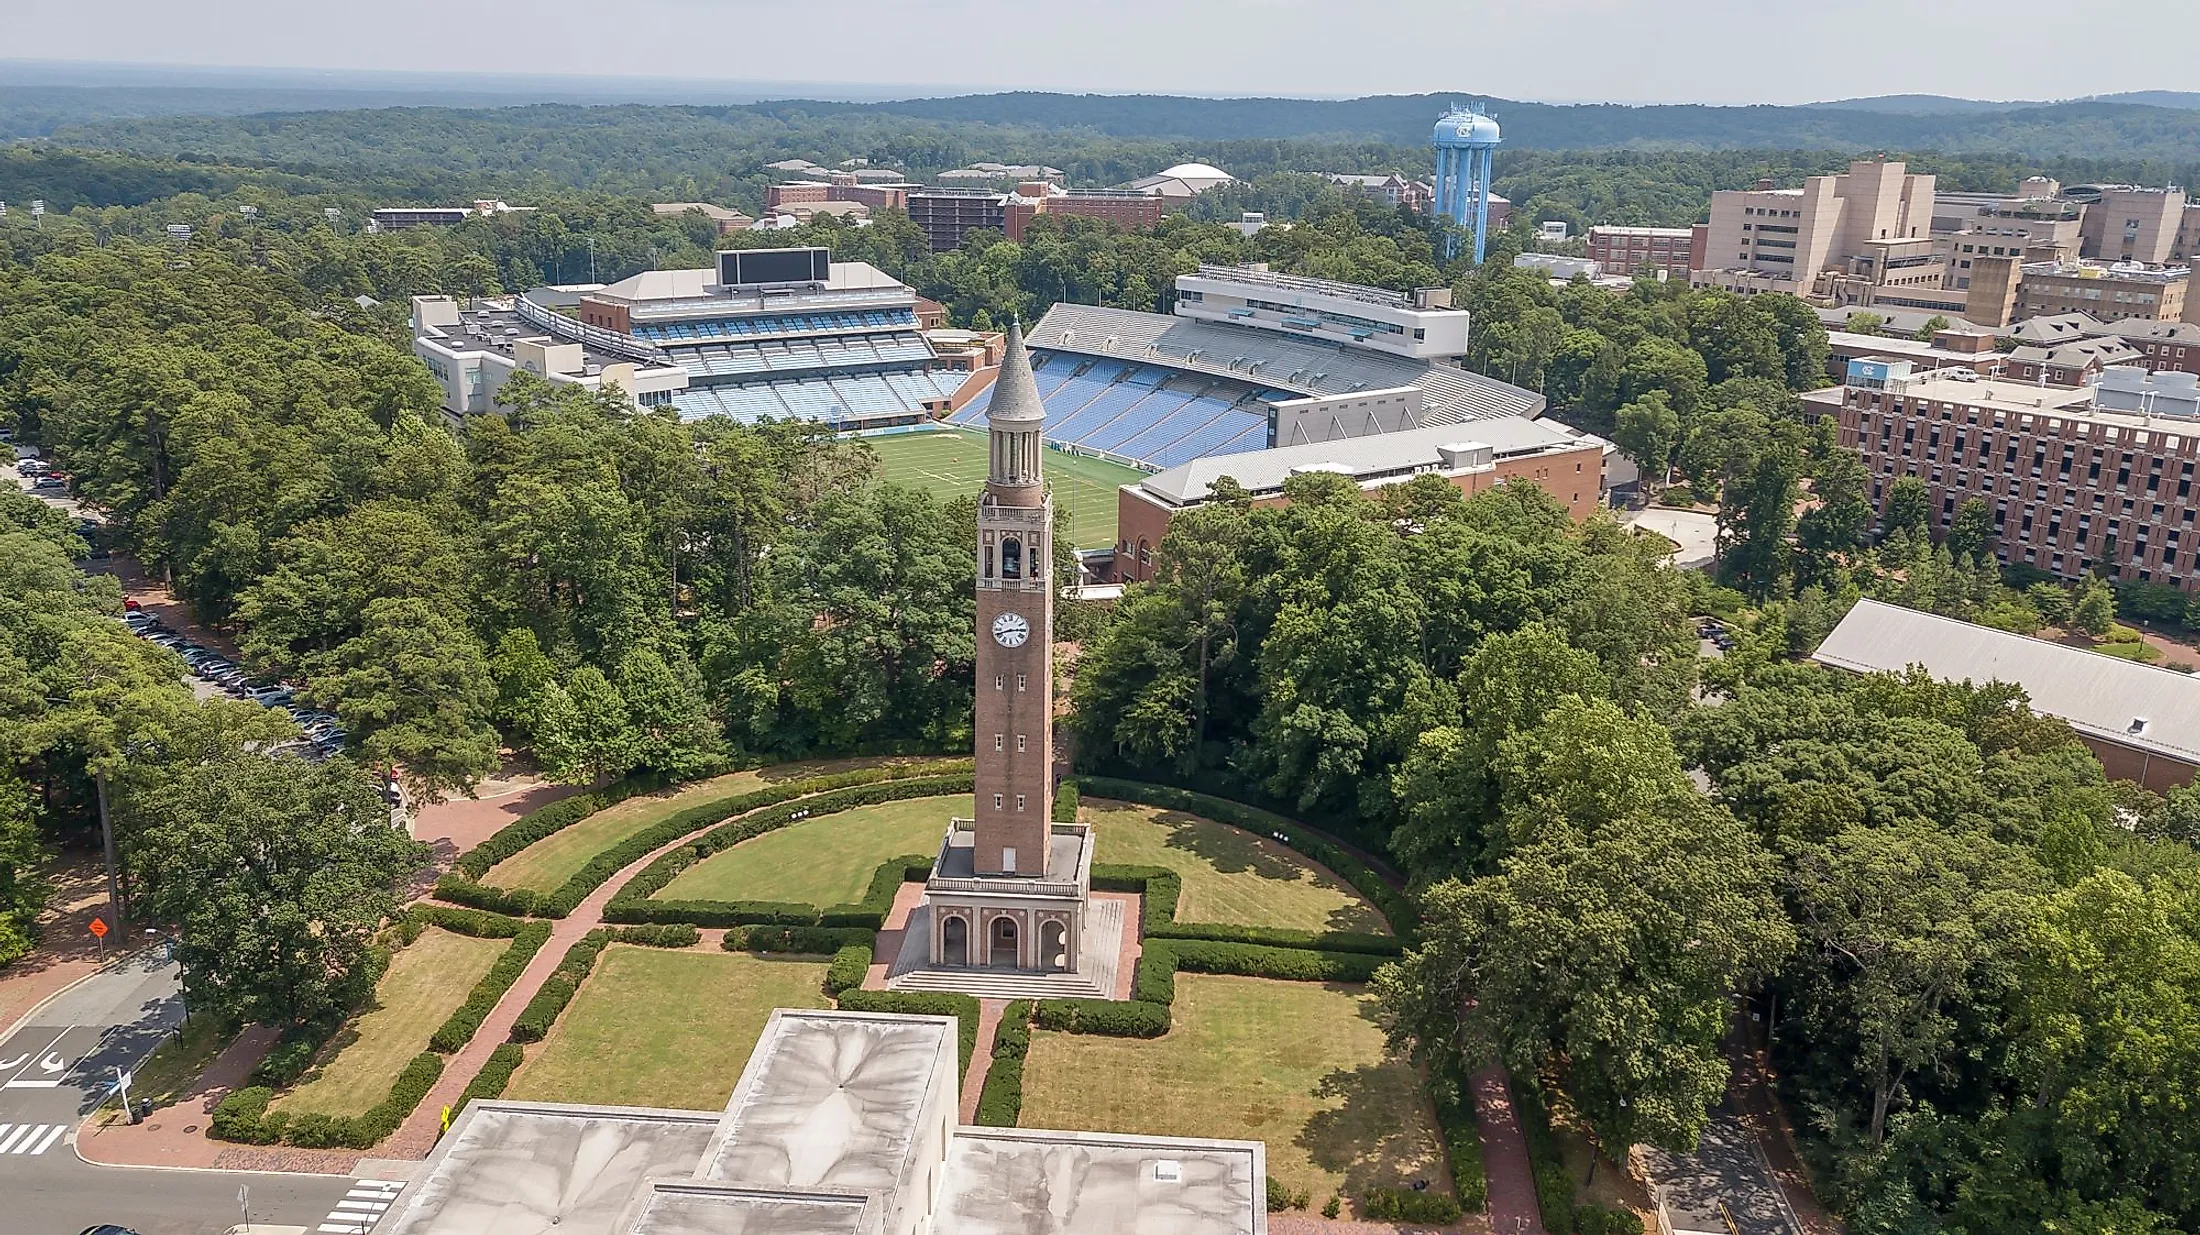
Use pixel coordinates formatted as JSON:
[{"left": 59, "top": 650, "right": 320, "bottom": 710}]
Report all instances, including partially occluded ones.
[{"left": 972, "top": 320, "right": 1055, "bottom": 875}]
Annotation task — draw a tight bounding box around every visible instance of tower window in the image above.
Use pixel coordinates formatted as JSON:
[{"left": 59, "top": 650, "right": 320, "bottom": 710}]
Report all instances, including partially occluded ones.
[
  {"left": 1016, "top": 734, "right": 1027, "bottom": 752},
  {"left": 994, "top": 674, "right": 1004, "bottom": 691},
  {"left": 994, "top": 734, "right": 1003, "bottom": 752},
  {"left": 984, "top": 546, "right": 994, "bottom": 578},
  {"left": 993, "top": 794, "right": 1003, "bottom": 809},
  {"left": 1017, "top": 674, "right": 1027, "bottom": 691},
  {"left": 1001, "top": 537, "right": 1022, "bottom": 579},
  {"left": 1016, "top": 795, "right": 1026, "bottom": 812}
]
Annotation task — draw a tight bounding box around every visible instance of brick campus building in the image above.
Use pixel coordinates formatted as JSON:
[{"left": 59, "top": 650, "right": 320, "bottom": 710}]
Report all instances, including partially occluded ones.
[{"left": 1809, "top": 361, "right": 2200, "bottom": 587}]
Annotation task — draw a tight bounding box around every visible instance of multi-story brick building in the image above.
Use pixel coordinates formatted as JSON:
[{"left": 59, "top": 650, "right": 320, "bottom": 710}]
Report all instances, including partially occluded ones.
[
  {"left": 906, "top": 184, "right": 1166, "bottom": 252},
  {"left": 1586, "top": 226, "right": 1702, "bottom": 278},
  {"left": 2017, "top": 259, "right": 2193, "bottom": 324},
  {"left": 1812, "top": 363, "right": 2200, "bottom": 587}
]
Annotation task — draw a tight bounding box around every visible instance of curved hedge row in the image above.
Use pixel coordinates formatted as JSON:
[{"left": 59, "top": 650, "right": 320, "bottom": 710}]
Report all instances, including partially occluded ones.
[
  {"left": 1073, "top": 777, "right": 1415, "bottom": 939},
  {"left": 1432, "top": 1065, "right": 1490, "bottom": 1212},
  {"left": 429, "top": 919, "right": 552, "bottom": 1054},
  {"left": 453, "top": 772, "right": 673, "bottom": 879},
  {"left": 437, "top": 760, "right": 970, "bottom": 919},
  {"left": 601, "top": 779, "right": 968, "bottom": 928}
]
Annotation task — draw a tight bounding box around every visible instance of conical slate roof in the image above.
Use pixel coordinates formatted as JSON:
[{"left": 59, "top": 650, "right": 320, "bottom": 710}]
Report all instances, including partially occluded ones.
[{"left": 986, "top": 319, "right": 1045, "bottom": 425}]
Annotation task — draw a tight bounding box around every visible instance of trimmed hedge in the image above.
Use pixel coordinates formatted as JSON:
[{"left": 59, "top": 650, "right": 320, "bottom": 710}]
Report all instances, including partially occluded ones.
[
  {"left": 608, "top": 924, "right": 701, "bottom": 949},
  {"left": 834, "top": 989, "right": 980, "bottom": 1073},
  {"left": 974, "top": 1000, "right": 1034, "bottom": 1128},
  {"left": 1515, "top": 1074, "right": 1578, "bottom": 1235},
  {"left": 1363, "top": 1187, "right": 1463, "bottom": 1224},
  {"left": 824, "top": 945, "right": 872, "bottom": 995},
  {"left": 1432, "top": 1065, "right": 1490, "bottom": 1212},
  {"left": 509, "top": 932, "right": 611, "bottom": 1043},
  {"left": 438, "top": 760, "right": 970, "bottom": 919},
  {"left": 211, "top": 1052, "right": 444, "bottom": 1149},
  {"left": 1052, "top": 782, "right": 1079, "bottom": 823},
  {"left": 1032, "top": 997, "right": 1170, "bottom": 1038},
  {"left": 1088, "top": 863, "right": 1400, "bottom": 955},
  {"left": 428, "top": 920, "right": 552, "bottom": 1054},
  {"left": 728, "top": 924, "right": 880, "bottom": 955},
  {"left": 603, "top": 778, "right": 968, "bottom": 927},
  {"left": 460, "top": 1042, "right": 526, "bottom": 1112},
  {"left": 453, "top": 772, "right": 672, "bottom": 879},
  {"left": 1165, "top": 938, "right": 1387, "bottom": 984}
]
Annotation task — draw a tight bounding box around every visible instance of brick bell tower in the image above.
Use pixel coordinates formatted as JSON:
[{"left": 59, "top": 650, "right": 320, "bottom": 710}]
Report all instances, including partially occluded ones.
[{"left": 971, "top": 320, "right": 1055, "bottom": 875}]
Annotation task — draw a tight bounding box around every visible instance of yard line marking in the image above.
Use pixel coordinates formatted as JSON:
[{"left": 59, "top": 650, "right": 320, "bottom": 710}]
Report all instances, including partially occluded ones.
[{"left": 23, "top": 1125, "right": 64, "bottom": 1155}]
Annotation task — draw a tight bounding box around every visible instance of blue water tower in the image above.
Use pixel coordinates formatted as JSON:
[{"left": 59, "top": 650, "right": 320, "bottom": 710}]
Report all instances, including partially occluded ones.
[{"left": 1432, "top": 105, "right": 1501, "bottom": 264}]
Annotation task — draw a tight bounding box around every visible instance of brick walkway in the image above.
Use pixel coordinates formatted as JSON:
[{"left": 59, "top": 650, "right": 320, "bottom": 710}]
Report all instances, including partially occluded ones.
[
  {"left": 82, "top": 783, "right": 786, "bottom": 1169},
  {"left": 1269, "top": 1215, "right": 1488, "bottom": 1234},
  {"left": 0, "top": 862, "right": 114, "bottom": 1038},
  {"left": 1472, "top": 1067, "right": 1548, "bottom": 1235},
  {"left": 959, "top": 999, "right": 1007, "bottom": 1123}
]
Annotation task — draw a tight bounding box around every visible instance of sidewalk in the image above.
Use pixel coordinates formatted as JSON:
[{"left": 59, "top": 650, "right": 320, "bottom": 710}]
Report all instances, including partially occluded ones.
[
  {"left": 0, "top": 862, "right": 115, "bottom": 1038},
  {"left": 1472, "top": 1068, "right": 1548, "bottom": 1235}
]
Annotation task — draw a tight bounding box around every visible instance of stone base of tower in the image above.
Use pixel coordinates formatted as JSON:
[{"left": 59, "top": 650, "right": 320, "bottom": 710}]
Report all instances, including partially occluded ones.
[
  {"left": 883, "top": 896, "right": 1126, "bottom": 1000},
  {"left": 883, "top": 817, "right": 1131, "bottom": 1001}
]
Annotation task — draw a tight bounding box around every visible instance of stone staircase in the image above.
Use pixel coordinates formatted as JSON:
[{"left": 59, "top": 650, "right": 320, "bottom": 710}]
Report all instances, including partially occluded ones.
[{"left": 885, "top": 896, "right": 1125, "bottom": 1001}]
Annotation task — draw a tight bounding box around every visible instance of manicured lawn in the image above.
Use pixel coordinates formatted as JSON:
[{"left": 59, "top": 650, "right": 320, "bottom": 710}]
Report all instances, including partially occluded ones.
[
  {"left": 482, "top": 756, "right": 932, "bottom": 894},
  {"left": 1083, "top": 798, "right": 1389, "bottom": 935},
  {"left": 276, "top": 929, "right": 505, "bottom": 1116},
  {"left": 504, "top": 947, "right": 832, "bottom": 1110},
  {"left": 1021, "top": 974, "right": 1448, "bottom": 1211},
  {"left": 654, "top": 794, "right": 969, "bottom": 906},
  {"left": 865, "top": 428, "right": 1144, "bottom": 549}
]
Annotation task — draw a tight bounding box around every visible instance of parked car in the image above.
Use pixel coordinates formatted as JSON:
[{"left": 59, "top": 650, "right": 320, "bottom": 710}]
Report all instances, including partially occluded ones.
[
  {"left": 248, "top": 686, "right": 296, "bottom": 708},
  {"left": 122, "top": 612, "right": 159, "bottom": 629},
  {"left": 78, "top": 1225, "right": 145, "bottom": 1235},
  {"left": 31, "top": 475, "right": 67, "bottom": 492},
  {"left": 17, "top": 458, "right": 49, "bottom": 476}
]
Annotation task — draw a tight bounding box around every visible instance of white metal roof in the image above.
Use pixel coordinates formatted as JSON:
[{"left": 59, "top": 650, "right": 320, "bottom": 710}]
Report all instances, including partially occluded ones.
[
  {"left": 1812, "top": 598, "right": 2200, "bottom": 763},
  {"left": 1136, "top": 417, "right": 1600, "bottom": 506}
]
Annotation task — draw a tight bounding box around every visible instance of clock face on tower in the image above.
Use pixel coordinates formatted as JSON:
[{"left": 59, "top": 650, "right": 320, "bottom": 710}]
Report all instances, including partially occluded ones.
[{"left": 991, "top": 611, "right": 1031, "bottom": 648}]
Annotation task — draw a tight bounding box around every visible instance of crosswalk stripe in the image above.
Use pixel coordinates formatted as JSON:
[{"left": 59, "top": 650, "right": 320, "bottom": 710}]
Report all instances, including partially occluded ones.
[
  {"left": 336, "top": 1200, "right": 386, "bottom": 1210},
  {"left": 24, "top": 1125, "right": 64, "bottom": 1155},
  {"left": 0, "top": 1124, "right": 31, "bottom": 1154},
  {"left": 319, "top": 1225, "right": 369, "bottom": 1234}
]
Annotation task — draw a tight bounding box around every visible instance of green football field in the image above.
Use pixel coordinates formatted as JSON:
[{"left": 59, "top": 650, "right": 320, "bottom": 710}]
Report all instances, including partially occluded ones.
[{"left": 864, "top": 428, "right": 1146, "bottom": 548}]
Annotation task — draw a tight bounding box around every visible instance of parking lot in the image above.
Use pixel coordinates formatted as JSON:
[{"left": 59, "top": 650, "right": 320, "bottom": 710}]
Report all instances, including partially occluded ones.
[{"left": 11, "top": 446, "right": 397, "bottom": 802}]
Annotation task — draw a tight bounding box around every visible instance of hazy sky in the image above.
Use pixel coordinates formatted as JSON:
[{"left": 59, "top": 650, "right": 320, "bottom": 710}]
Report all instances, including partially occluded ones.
[{"left": 12, "top": 0, "right": 2200, "bottom": 105}]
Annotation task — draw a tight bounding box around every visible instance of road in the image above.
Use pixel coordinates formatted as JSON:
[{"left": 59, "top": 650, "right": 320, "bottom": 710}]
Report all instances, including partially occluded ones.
[{"left": 0, "top": 951, "right": 369, "bottom": 1235}]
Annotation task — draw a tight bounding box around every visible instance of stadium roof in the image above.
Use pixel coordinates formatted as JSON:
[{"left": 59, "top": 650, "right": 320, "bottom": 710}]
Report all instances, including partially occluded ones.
[
  {"left": 1136, "top": 417, "right": 1603, "bottom": 506},
  {"left": 1029, "top": 302, "right": 1543, "bottom": 424},
  {"left": 1812, "top": 598, "right": 2200, "bottom": 764}
]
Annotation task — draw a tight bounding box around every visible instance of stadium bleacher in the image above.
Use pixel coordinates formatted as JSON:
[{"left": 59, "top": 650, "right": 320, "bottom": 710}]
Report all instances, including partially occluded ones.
[
  {"left": 634, "top": 307, "right": 918, "bottom": 345},
  {"left": 947, "top": 352, "right": 1270, "bottom": 470}
]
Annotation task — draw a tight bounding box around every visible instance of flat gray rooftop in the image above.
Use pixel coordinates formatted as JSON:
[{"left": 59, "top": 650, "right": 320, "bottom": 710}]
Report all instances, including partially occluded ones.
[
  {"left": 698, "top": 1010, "right": 952, "bottom": 1196},
  {"left": 934, "top": 828, "right": 1084, "bottom": 887},
  {"left": 377, "top": 1103, "right": 718, "bottom": 1235},
  {"left": 618, "top": 1181, "right": 872, "bottom": 1235},
  {"left": 936, "top": 1128, "right": 1266, "bottom": 1235}
]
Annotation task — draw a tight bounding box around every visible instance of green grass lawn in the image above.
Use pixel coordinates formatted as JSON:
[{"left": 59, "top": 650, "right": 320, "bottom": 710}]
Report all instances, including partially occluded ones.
[
  {"left": 276, "top": 928, "right": 505, "bottom": 1116},
  {"left": 1021, "top": 974, "right": 1447, "bottom": 1212},
  {"left": 865, "top": 428, "right": 1144, "bottom": 549},
  {"left": 483, "top": 756, "right": 929, "bottom": 894},
  {"left": 654, "top": 794, "right": 968, "bottom": 906},
  {"left": 504, "top": 947, "right": 832, "bottom": 1110},
  {"left": 1083, "top": 798, "right": 1389, "bottom": 935}
]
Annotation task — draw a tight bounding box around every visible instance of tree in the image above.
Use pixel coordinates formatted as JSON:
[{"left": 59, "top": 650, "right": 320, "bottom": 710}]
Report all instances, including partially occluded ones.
[
  {"left": 1613, "top": 391, "right": 1681, "bottom": 493},
  {"left": 131, "top": 751, "right": 426, "bottom": 1029},
  {"left": 1881, "top": 475, "right": 1932, "bottom": 541},
  {"left": 1846, "top": 311, "right": 1886, "bottom": 336},
  {"left": 616, "top": 646, "right": 721, "bottom": 777},
  {"left": 1379, "top": 703, "right": 1792, "bottom": 1163},
  {"left": 1796, "top": 432, "right": 1871, "bottom": 582},
  {"left": 317, "top": 596, "right": 502, "bottom": 801},
  {"left": 530, "top": 668, "right": 637, "bottom": 786},
  {"left": 1911, "top": 314, "right": 1951, "bottom": 343},
  {"left": 2072, "top": 577, "right": 2116, "bottom": 637},
  {"left": 1788, "top": 821, "right": 2046, "bottom": 1147},
  {"left": 2030, "top": 582, "right": 2075, "bottom": 626},
  {"left": 0, "top": 779, "right": 46, "bottom": 967},
  {"left": 1945, "top": 497, "right": 1995, "bottom": 563},
  {"left": 488, "top": 628, "right": 558, "bottom": 733}
]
